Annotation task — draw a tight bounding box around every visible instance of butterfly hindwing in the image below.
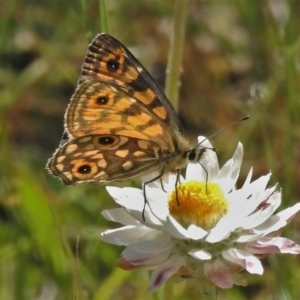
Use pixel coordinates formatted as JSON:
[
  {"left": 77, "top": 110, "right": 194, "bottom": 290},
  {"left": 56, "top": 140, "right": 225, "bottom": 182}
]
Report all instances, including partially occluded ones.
[{"left": 47, "top": 134, "right": 165, "bottom": 184}]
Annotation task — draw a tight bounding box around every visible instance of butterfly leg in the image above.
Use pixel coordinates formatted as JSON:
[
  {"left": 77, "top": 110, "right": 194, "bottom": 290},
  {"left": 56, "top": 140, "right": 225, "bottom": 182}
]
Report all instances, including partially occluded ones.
[
  {"left": 160, "top": 178, "right": 167, "bottom": 192},
  {"left": 175, "top": 169, "right": 181, "bottom": 205},
  {"left": 198, "top": 161, "right": 209, "bottom": 194},
  {"left": 142, "top": 170, "right": 165, "bottom": 221}
]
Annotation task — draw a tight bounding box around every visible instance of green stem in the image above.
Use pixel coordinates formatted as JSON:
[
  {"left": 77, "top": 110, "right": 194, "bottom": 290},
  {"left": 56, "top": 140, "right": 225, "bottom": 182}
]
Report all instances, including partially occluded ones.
[
  {"left": 162, "top": 280, "right": 173, "bottom": 300},
  {"left": 186, "top": 280, "right": 216, "bottom": 300},
  {"left": 165, "top": 0, "right": 189, "bottom": 112},
  {"left": 99, "top": 0, "right": 110, "bottom": 33},
  {"left": 199, "top": 283, "right": 216, "bottom": 300}
]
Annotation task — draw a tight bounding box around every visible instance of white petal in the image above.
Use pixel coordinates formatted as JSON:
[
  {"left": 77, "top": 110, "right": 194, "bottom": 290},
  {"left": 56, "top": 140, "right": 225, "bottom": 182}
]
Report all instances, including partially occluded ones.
[
  {"left": 226, "top": 182, "right": 276, "bottom": 223},
  {"left": 222, "top": 248, "right": 263, "bottom": 275},
  {"left": 102, "top": 208, "right": 140, "bottom": 225},
  {"left": 148, "top": 255, "right": 185, "bottom": 292},
  {"left": 188, "top": 249, "right": 212, "bottom": 260},
  {"left": 242, "top": 167, "right": 253, "bottom": 188},
  {"left": 145, "top": 172, "right": 178, "bottom": 191},
  {"left": 127, "top": 232, "right": 174, "bottom": 255},
  {"left": 106, "top": 186, "right": 144, "bottom": 210},
  {"left": 123, "top": 246, "right": 171, "bottom": 266},
  {"left": 236, "top": 233, "right": 264, "bottom": 243},
  {"left": 216, "top": 143, "right": 243, "bottom": 189},
  {"left": 245, "top": 173, "right": 272, "bottom": 200},
  {"left": 144, "top": 187, "right": 169, "bottom": 220},
  {"left": 186, "top": 224, "right": 208, "bottom": 240},
  {"left": 140, "top": 170, "right": 161, "bottom": 184},
  {"left": 230, "top": 142, "right": 243, "bottom": 182},
  {"left": 186, "top": 138, "right": 217, "bottom": 182},
  {"left": 251, "top": 215, "right": 280, "bottom": 234},
  {"left": 127, "top": 207, "right": 163, "bottom": 228},
  {"left": 106, "top": 186, "right": 168, "bottom": 227},
  {"left": 185, "top": 161, "right": 207, "bottom": 182},
  {"left": 165, "top": 215, "right": 191, "bottom": 239},
  {"left": 216, "top": 177, "right": 236, "bottom": 194},
  {"left": 165, "top": 216, "right": 208, "bottom": 240},
  {"left": 217, "top": 158, "right": 234, "bottom": 182},
  {"left": 242, "top": 191, "right": 281, "bottom": 230},
  {"left": 247, "top": 237, "right": 300, "bottom": 254},
  {"left": 197, "top": 136, "right": 219, "bottom": 179},
  {"left": 219, "top": 156, "right": 234, "bottom": 172},
  {"left": 101, "top": 225, "right": 152, "bottom": 246},
  {"left": 206, "top": 217, "right": 233, "bottom": 243},
  {"left": 207, "top": 189, "right": 278, "bottom": 242},
  {"left": 276, "top": 202, "right": 300, "bottom": 223},
  {"left": 204, "top": 260, "right": 233, "bottom": 288},
  {"left": 253, "top": 201, "right": 300, "bottom": 236},
  {"left": 229, "top": 174, "right": 273, "bottom": 213},
  {"left": 160, "top": 173, "right": 179, "bottom": 191},
  {"left": 197, "top": 136, "right": 213, "bottom": 148}
]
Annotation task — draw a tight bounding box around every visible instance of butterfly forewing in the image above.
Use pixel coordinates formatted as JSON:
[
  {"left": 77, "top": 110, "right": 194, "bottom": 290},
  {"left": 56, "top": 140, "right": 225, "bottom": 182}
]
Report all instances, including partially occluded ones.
[
  {"left": 65, "top": 80, "right": 176, "bottom": 151},
  {"left": 79, "top": 33, "right": 183, "bottom": 135}
]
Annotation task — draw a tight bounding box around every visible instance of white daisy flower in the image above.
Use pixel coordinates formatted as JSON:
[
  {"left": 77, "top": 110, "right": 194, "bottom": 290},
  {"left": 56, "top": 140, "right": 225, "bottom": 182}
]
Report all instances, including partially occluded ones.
[{"left": 101, "top": 137, "right": 300, "bottom": 292}]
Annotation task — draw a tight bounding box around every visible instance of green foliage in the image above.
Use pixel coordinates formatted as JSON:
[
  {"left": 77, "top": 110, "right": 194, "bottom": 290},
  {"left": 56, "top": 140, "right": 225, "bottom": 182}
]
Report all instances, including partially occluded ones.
[{"left": 1, "top": 0, "right": 300, "bottom": 299}]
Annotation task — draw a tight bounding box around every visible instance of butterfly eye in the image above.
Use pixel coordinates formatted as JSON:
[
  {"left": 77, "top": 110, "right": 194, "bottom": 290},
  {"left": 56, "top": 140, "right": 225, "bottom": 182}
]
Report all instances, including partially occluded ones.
[
  {"left": 96, "top": 96, "right": 109, "bottom": 105},
  {"left": 98, "top": 136, "right": 115, "bottom": 145},
  {"left": 186, "top": 150, "right": 196, "bottom": 161},
  {"left": 106, "top": 58, "right": 120, "bottom": 72}
]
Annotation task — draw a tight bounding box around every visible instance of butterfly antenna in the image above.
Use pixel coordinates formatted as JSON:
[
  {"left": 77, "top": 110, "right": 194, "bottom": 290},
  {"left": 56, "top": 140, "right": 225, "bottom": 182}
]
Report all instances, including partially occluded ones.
[{"left": 197, "top": 115, "right": 249, "bottom": 148}]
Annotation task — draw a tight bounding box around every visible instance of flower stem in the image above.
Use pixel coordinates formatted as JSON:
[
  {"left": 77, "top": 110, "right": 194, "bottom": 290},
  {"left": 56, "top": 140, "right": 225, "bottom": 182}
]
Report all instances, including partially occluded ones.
[
  {"left": 186, "top": 279, "right": 216, "bottom": 300},
  {"left": 199, "top": 283, "right": 216, "bottom": 300},
  {"left": 165, "top": 0, "right": 188, "bottom": 112},
  {"left": 99, "top": 0, "right": 110, "bottom": 33},
  {"left": 162, "top": 280, "right": 173, "bottom": 300}
]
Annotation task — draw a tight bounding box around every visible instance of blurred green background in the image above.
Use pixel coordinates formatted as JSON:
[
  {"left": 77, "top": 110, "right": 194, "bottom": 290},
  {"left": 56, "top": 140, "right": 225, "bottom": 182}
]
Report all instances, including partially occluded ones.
[{"left": 1, "top": 0, "right": 300, "bottom": 299}]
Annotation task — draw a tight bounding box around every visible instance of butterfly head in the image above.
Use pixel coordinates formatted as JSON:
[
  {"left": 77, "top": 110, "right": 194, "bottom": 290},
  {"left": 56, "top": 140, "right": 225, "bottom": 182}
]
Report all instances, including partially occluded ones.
[
  {"left": 185, "top": 147, "right": 206, "bottom": 164},
  {"left": 188, "top": 135, "right": 217, "bottom": 162}
]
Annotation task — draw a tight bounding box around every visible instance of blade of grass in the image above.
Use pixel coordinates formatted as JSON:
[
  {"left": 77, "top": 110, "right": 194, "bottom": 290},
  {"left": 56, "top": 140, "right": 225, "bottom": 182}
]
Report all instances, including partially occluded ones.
[
  {"left": 17, "top": 168, "right": 69, "bottom": 278},
  {"left": 81, "top": 0, "right": 93, "bottom": 40},
  {"left": 92, "top": 268, "right": 131, "bottom": 300}
]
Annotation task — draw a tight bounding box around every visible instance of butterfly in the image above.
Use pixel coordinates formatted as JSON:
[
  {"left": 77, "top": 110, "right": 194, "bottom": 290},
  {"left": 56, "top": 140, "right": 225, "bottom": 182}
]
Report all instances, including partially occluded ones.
[{"left": 46, "top": 33, "right": 205, "bottom": 186}]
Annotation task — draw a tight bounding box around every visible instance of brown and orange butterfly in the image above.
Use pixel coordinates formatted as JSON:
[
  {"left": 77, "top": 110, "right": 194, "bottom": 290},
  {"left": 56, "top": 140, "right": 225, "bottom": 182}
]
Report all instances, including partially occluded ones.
[{"left": 46, "top": 33, "right": 205, "bottom": 185}]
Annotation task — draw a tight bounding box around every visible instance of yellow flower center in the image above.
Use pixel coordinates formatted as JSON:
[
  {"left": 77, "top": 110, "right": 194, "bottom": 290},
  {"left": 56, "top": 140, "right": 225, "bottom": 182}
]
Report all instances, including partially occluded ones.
[{"left": 168, "top": 181, "right": 228, "bottom": 229}]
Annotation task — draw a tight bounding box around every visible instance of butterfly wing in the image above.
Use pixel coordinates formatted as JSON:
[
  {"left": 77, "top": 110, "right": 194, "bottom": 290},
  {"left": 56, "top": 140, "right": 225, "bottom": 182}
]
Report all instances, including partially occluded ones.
[
  {"left": 78, "top": 33, "right": 183, "bottom": 135},
  {"left": 47, "top": 134, "right": 166, "bottom": 184},
  {"left": 47, "top": 34, "right": 190, "bottom": 184},
  {"left": 65, "top": 80, "right": 176, "bottom": 151}
]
